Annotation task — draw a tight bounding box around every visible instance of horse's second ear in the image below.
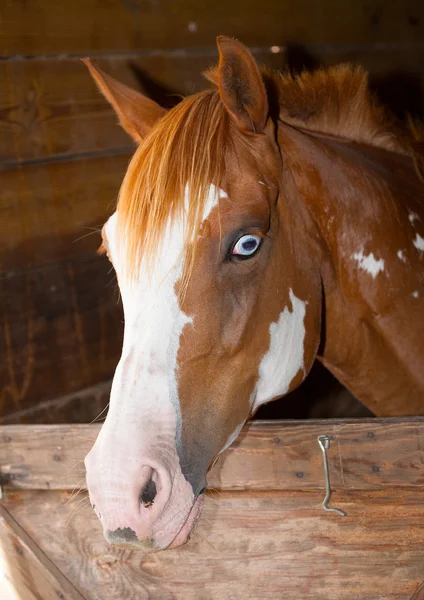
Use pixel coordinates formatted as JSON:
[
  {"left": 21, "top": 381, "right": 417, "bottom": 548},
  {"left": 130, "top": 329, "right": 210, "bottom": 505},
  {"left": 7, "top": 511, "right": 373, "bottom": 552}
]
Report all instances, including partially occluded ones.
[
  {"left": 82, "top": 59, "right": 166, "bottom": 143},
  {"left": 216, "top": 36, "right": 268, "bottom": 134}
]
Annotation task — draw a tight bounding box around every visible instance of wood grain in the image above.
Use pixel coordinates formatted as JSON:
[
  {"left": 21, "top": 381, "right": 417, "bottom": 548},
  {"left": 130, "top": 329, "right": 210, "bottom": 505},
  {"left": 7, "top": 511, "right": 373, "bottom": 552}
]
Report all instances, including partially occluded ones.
[
  {"left": 0, "top": 153, "right": 129, "bottom": 272},
  {"left": 1, "top": 0, "right": 423, "bottom": 56},
  {"left": 0, "top": 58, "right": 135, "bottom": 165},
  {"left": 0, "top": 152, "right": 127, "bottom": 417},
  {"left": 2, "top": 45, "right": 424, "bottom": 164},
  {"left": 0, "top": 380, "right": 112, "bottom": 425},
  {"left": 1, "top": 419, "right": 423, "bottom": 492},
  {"left": 0, "top": 257, "right": 123, "bottom": 416},
  {"left": 3, "top": 488, "right": 424, "bottom": 599},
  {"left": 0, "top": 502, "right": 85, "bottom": 599},
  {"left": 411, "top": 580, "right": 424, "bottom": 600}
]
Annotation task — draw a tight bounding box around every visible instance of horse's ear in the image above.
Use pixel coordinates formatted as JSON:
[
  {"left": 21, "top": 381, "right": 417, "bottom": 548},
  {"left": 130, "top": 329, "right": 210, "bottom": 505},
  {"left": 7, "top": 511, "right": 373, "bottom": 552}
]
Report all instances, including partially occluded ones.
[
  {"left": 216, "top": 36, "right": 268, "bottom": 134},
  {"left": 82, "top": 58, "right": 166, "bottom": 142}
]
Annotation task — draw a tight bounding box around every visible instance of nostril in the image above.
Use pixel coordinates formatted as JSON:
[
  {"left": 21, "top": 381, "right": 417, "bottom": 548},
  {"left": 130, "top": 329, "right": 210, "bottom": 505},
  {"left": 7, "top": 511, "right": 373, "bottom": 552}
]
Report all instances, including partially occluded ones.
[{"left": 140, "top": 476, "right": 157, "bottom": 507}]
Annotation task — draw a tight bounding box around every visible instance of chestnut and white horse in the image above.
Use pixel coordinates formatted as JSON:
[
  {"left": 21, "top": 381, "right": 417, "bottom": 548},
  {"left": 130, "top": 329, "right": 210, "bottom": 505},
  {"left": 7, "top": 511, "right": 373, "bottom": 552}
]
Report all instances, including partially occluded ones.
[{"left": 83, "top": 36, "right": 424, "bottom": 551}]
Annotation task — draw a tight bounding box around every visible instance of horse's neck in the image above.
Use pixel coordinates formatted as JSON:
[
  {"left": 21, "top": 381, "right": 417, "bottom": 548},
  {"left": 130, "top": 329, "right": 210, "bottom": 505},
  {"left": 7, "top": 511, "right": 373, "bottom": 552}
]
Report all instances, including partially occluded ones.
[{"left": 278, "top": 122, "right": 424, "bottom": 416}]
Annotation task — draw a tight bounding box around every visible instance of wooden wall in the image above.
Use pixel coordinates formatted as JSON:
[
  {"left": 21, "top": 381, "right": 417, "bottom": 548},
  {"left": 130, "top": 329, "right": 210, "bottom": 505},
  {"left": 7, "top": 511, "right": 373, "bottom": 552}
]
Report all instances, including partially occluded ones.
[{"left": 1, "top": 1, "right": 424, "bottom": 422}]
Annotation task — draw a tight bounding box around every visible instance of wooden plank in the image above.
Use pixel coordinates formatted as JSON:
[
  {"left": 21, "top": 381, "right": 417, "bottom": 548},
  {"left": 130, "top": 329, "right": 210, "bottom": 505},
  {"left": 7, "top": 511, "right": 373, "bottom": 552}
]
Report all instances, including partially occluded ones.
[
  {"left": 0, "top": 257, "right": 123, "bottom": 417},
  {"left": 1, "top": 419, "right": 423, "bottom": 492},
  {"left": 412, "top": 580, "right": 424, "bottom": 600},
  {"left": 0, "top": 153, "right": 126, "bottom": 418},
  {"left": 0, "top": 380, "right": 112, "bottom": 425},
  {"left": 1, "top": 0, "right": 423, "bottom": 56},
  {"left": 0, "top": 58, "right": 134, "bottom": 165},
  {"left": 0, "top": 502, "right": 85, "bottom": 600},
  {"left": 3, "top": 488, "right": 424, "bottom": 599},
  {"left": 2, "top": 44, "right": 424, "bottom": 163},
  {"left": 0, "top": 153, "right": 130, "bottom": 273}
]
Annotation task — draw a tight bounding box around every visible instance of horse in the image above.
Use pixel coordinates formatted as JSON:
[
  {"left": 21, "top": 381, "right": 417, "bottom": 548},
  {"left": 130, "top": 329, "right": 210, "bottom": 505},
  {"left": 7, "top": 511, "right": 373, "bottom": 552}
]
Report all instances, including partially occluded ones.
[{"left": 83, "top": 36, "right": 424, "bottom": 552}]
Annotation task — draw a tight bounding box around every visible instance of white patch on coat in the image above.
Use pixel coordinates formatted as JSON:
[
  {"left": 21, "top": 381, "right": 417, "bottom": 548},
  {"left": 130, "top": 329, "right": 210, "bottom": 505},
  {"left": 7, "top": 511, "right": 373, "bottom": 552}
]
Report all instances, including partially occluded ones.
[
  {"left": 397, "top": 250, "right": 407, "bottom": 263},
  {"left": 104, "top": 183, "right": 222, "bottom": 432},
  {"left": 413, "top": 233, "right": 424, "bottom": 252},
  {"left": 85, "top": 184, "right": 223, "bottom": 546},
  {"left": 252, "top": 289, "right": 306, "bottom": 412},
  {"left": 412, "top": 291, "right": 419, "bottom": 298},
  {"left": 409, "top": 212, "right": 419, "bottom": 225},
  {"left": 352, "top": 249, "right": 385, "bottom": 278}
]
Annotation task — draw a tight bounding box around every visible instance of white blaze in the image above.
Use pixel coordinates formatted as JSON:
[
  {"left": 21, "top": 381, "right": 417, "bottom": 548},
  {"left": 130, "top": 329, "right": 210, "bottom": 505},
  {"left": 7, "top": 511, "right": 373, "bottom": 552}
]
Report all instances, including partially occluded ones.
[
  {"left": 87, "top": 185, "right": 222, "bottom": 544},
  {"left": 103, "top": 184, "right": 222, "bottom": 438}
]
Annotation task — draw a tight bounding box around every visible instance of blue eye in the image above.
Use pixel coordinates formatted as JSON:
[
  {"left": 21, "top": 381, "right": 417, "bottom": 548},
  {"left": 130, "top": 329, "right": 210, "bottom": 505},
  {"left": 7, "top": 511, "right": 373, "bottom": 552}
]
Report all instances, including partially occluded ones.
[{"left": 232, "top": 234, "right": 262, "bottom": 258}]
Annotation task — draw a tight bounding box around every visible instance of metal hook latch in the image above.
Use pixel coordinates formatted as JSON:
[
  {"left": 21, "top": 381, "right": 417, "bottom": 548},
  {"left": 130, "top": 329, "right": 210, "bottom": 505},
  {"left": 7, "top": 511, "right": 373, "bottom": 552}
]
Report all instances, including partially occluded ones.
[{"left": 317, "top": 435, "right": 346, "bottom": 517}]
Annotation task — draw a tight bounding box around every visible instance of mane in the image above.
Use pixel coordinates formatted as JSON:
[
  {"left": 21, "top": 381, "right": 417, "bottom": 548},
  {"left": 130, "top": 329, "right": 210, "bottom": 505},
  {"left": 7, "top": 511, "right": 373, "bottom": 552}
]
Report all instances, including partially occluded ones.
[
  {"left": 276, "top": 64, "right": 412, "bottom": 153},
  {"left": 275, "top": 64, "right": 424, "bottom": 182},
  {"left": 118, "top": 63, "right": 423, "bottom": 281},
  {"left": 117, "top": 89, "right": 231, "bottom": 282}
]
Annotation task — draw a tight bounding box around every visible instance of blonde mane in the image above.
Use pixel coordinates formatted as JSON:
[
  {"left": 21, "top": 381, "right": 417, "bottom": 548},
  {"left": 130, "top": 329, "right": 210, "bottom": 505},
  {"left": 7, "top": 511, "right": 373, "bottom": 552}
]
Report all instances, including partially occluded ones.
[
  {"left": 117, "top": 89, "right": 230, "bottom": 282},
  {"left": 118, "top": 63, "right": 422, "bottom": 280}
]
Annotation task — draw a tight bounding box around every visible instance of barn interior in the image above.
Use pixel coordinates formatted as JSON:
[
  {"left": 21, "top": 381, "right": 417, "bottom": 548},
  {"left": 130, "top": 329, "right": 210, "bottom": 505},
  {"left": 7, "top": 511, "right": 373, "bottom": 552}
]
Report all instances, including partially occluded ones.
[
  {"left": 1, "top": 3, "right": 424, "bottom": 600},
  {"left": 3, "top": 2, "right": 422, "bottom": 427}
]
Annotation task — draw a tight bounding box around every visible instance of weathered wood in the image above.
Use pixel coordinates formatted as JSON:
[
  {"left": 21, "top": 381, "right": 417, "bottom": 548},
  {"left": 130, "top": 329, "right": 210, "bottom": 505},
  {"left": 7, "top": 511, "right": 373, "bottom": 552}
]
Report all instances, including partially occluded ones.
[
  {"left": 412, "top": 580, "right": 424, "bottom": 600},
  {"left": 0, "top": 502, "right": 85, "bottom": 599},
  {"left": 3, "top": 488, "right": 424, "bottom": 599},
  {"left": 0, "top": 257, "right": 123, "bottom": 417},
  {"left": 0, "top": 151, "right": 127, "bottom": 417},
  {"left": 0, "top": 153, "right": 129, "bottom": 272},
  {"left": 1, "top": 420, "right": 424, "bottom": 598},
  {"left": 0, "top": 380, "right": 112, "bottom": 425},
  {"left": 1, "top": 0, "right": 423, "bottom": 56},
  {"left": 0, "top": 58, "right": 135, "bottom": 165},
  {"left": 1, "top": 419, "right": 423, "bottom": 492},
  {"left": 2, "top": 44, "right": 424, "bottom": 164}
]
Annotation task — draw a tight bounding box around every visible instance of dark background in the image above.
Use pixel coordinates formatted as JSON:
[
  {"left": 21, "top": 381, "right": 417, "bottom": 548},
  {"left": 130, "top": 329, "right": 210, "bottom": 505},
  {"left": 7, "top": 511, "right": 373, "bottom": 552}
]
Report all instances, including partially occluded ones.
[{"left": 1, "top": 0, "right": 423, "bottom": 423}]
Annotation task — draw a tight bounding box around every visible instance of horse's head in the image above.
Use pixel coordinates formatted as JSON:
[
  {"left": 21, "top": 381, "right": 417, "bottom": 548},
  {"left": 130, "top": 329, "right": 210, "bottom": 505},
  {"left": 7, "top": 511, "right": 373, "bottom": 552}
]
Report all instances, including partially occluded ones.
[{"left": 84, "top": 37, "right": 322, "bottom": 551}]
